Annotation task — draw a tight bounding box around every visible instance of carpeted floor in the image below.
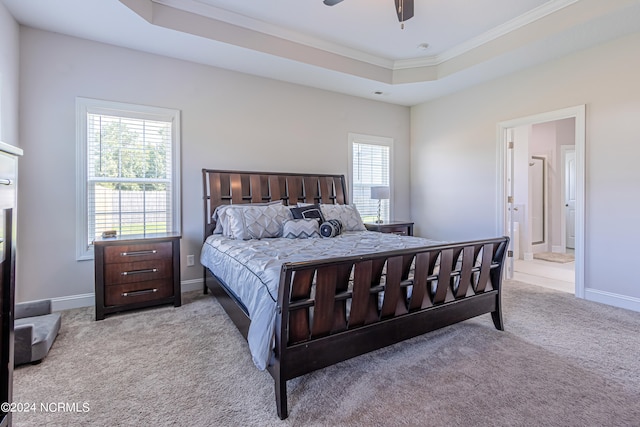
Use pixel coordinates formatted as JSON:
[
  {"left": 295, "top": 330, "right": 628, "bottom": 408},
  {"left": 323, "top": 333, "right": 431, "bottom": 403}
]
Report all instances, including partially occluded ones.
[{"left": 12, "top": 280, "right": 640, "bottom": 427}]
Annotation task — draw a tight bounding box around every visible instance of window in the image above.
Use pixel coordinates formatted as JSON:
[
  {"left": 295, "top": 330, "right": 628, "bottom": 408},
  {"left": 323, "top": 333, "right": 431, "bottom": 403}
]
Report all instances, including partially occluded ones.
[
  {"left": 76, "top": 98, "right": 181, "bottom": 260},
  {"left": 348, "top": 133, "right": 393, "bottom": 223}
]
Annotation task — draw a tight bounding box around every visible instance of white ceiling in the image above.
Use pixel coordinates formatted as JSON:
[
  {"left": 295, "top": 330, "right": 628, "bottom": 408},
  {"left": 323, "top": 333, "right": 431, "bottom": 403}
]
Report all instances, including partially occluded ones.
[{"left": 3, "top": 0, "right": 640, "bottom": 106}]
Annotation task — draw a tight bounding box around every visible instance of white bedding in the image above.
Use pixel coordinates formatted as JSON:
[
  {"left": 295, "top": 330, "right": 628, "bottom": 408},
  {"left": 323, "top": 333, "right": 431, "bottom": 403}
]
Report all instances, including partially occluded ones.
[{"left": 200, "top": 230, "right": 441, "bottom": 370}]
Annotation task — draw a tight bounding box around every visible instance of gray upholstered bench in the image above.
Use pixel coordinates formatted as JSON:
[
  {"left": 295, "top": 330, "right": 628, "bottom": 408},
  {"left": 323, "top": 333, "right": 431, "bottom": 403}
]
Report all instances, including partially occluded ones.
[{"left": 14, "top": 300, "right": 61, "bottom": 366}]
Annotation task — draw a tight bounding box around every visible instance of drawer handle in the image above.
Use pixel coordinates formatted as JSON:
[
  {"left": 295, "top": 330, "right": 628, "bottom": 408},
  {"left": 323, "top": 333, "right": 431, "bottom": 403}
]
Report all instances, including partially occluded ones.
[
  {"left": 122, "top": 288, "right": 158, "bottom": 297},
  {"left": 0, "top": 178, "right": 12, "bottom": 186},
  {"left": 120, "top": 250, "right": 157, "bottom": 257},
  {"left": 121, "top": 268, "right": 158, "bottom": 276}
]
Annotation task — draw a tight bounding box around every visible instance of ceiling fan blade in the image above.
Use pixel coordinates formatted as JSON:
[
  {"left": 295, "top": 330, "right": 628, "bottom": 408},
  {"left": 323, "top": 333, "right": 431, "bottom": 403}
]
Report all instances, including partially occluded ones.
[
  {"left": 394, "top": 0, "right": 414, "bottom": 22},
  {"left": 323, "top": 0, "right": 343, "bottom": 5}
]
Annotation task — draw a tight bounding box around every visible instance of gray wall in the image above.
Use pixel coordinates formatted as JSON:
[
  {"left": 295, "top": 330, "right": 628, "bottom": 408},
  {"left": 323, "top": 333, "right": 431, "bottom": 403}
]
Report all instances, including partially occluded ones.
[
  {"left": 411, "top": 31, "right": 640, "bottom": 306},
  {"left": 15, "top": 28, "right": 411, "bottom": 305},
  {"left": 0, "top": 1, "right": 19, "bottom": 146}
]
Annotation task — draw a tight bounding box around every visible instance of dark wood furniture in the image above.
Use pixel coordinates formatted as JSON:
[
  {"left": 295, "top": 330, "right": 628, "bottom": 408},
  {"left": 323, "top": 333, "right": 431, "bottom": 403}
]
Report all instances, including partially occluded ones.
[
  {"left": 94, "top": 233, "right": 181, "bottom": 320},
  {"left": 365, "top": 220, "right": 414, "bottom": 236},
  {"left": 202, "top": 169, "right": 509, "bottom": 420},
  {"left": 0, "top": 142, "right": 22, "bottom": 427}
]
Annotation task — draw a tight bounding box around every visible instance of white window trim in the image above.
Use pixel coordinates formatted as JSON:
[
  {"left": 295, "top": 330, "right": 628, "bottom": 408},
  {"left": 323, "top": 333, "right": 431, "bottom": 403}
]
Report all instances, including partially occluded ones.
[
  {"left": 347, "top": 132, "right": 394, "bottom": 221},
  {"left": 75, "top": 97, "right": 181, "bottom": 260}
]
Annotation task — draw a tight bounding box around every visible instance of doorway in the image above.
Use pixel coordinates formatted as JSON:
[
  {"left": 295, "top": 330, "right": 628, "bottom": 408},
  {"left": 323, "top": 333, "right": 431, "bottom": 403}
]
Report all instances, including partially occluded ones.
[{"left": 497, "top": 105, "right": 585, "bottom": 298}]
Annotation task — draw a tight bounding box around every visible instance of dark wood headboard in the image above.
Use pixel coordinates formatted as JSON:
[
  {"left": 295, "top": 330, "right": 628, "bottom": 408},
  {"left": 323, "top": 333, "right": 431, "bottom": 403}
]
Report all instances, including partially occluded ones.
[{"left": 202, "top": 169, "right": 348, "bottom": 238}]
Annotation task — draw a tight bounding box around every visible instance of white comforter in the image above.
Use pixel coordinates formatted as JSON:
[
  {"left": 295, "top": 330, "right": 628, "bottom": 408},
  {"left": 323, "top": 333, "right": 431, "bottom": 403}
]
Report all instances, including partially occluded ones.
[{"left": 200, "top": 231, "right": 441, "bottom": 370}]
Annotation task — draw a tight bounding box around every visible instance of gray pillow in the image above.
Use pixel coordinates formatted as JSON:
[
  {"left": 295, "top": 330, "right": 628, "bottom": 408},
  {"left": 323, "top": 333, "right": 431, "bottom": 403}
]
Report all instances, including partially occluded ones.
[
  {"left": 320, "top": 204, "right": 366, "bottom": 231},
  {"left": 212, "top": 201, "right": 284, "bottom": 236},
  {"left": 223, "top": 203, "right": 292, "bottom": 239}
]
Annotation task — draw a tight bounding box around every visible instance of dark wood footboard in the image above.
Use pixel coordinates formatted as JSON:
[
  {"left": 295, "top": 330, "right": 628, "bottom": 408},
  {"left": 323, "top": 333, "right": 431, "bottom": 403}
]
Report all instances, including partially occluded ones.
[{"left": 267, "top": 236, "right": 509, "bottom": 419}]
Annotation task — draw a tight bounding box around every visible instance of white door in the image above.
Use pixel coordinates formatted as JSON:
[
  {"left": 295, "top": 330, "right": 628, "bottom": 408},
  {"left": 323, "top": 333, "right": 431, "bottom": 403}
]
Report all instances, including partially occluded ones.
[
  {"left": 530, "top": 156, "right": 545, "bottom": 245},
  {"left": 505, "top": 130, "right": 515, "bottom": 279},
  {"left": 565, "top": 151, "right": 576, "bottom": 249}
]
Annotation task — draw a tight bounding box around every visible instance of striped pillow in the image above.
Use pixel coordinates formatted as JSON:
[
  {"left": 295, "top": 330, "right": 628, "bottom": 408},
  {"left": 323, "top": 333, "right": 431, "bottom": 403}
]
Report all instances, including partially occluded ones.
[{"left": 283, "top": 219, "right": 320, "bottom": 239}]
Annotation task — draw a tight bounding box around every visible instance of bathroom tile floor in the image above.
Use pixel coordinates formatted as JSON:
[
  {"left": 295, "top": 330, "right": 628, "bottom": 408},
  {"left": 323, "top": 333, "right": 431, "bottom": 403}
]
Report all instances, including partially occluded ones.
[{"left": 514, "top": 257, "right": 575, "bottom": 294}]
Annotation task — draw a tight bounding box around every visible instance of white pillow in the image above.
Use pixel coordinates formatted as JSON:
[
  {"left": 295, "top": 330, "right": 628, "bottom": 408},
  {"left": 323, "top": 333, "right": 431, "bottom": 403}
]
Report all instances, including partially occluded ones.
[
  {"left": 212, "top": 201, "right": 282, "bottom": 236},
  {"left": 283, "top": 219, "right": 320, "bottom": 239},
  {"left": 320, "top": 204, "right": 367, "bottom": 231},
  {"left": 215, "top": 203, "right": 291, "bottom": 239}
]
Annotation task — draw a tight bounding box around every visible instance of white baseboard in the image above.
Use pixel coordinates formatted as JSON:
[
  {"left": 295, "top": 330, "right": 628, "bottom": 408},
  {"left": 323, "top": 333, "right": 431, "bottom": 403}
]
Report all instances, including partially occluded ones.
[
  {"left": 584, "top": 288, "right": 640, "bottom": 313},
  {"left": 523, "top": 252, "right": 534, "bottom": 261},
  {"left": 51, "top": 293, "right": 95, "bottom": 312},
  {"left": 551, "top": 245, "right": 565, "bottom": 253},
  {"left": 49, "top": 279, "right": 206, "bottom": 312},
  {"left": 180, "top": 278, "right": 204, "bottom": 292}
]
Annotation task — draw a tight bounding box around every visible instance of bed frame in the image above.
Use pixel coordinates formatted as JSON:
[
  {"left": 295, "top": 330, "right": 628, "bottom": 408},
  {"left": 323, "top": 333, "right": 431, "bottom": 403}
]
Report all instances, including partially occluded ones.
[{"left": 202, "top": 169, "right": 509, "bottom": 419}]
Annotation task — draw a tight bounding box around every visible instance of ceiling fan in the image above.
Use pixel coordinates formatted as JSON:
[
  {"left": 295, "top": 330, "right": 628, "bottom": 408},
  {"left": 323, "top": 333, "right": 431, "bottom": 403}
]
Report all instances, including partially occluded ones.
[{"left": 323, "top": 0, "right": 414, "bottom": 27}]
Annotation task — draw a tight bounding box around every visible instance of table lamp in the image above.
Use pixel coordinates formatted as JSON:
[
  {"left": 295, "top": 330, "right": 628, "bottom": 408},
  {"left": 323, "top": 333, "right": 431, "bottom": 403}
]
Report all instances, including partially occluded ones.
[{"left": 370, "top": 186, "right": 390, "bottom": 224}]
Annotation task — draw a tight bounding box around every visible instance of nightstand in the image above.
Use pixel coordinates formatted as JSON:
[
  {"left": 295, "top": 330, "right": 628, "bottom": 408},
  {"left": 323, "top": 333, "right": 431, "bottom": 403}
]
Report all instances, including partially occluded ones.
[
  {"left": 93, "top": 232, "right": 181, "bottom": 320},
  {"left": 365, "top": 221, "right": 414, "bottom": 236}
]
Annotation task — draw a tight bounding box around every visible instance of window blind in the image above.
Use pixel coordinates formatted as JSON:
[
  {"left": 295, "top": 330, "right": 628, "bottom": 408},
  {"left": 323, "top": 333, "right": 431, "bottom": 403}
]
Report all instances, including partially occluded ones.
[
  {"left": 352, "top": 142, "right": 390, "bottom": 222},
  {"left": 87, "top": 113, "right": 173, "bottom": 243}
]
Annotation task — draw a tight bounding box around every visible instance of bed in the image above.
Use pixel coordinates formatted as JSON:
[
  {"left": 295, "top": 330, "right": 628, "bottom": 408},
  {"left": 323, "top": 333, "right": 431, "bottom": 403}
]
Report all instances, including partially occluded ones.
[{"left": 201, "top": 169, "right": 509, "bottom": 419}]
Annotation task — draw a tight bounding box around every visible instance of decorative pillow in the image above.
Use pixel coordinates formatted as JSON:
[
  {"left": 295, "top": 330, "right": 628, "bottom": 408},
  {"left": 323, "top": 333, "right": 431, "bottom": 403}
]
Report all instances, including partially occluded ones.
[
  {"left": 320, "top": 204, "right": 367, "bottom": 231},
  {"left": 320, "top": 219, "right": 343, "bottom": 238},
  {"left": 283, "top": 219, "right": 320, "bottom": 239},
  {"left": 290, "top": 204, "right": 325, "bottom": 224},
  {"left": 212, "top": 201, "right": 283, "bottom": 236},
  {"left": 221, "top": 203, "right": 292, "bottom": 240}
]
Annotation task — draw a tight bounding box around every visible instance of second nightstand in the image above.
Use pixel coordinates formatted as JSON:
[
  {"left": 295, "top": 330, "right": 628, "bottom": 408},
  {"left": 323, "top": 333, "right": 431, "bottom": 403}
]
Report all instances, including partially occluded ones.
[{"left": 364, "top": 221, "right": 414, "bottom": 236}]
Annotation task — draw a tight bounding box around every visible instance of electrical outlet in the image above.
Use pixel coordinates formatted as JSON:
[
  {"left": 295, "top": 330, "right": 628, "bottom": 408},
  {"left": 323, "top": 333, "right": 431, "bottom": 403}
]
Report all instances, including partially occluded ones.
[{"left": 186, "top": 254, "right": 195, "bottom": 266}]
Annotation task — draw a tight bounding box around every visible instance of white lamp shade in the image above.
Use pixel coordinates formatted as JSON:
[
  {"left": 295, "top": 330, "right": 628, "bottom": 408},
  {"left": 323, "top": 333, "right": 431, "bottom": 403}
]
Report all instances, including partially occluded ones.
[{"left": 370, "top": 186, "right": 390, "bottom": 200}]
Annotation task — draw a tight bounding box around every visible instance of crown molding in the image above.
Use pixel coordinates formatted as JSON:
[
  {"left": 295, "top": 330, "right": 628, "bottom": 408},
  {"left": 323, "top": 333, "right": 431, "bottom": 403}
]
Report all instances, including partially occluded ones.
[
  {"left": 437, "top": 0, "right": 579, "bottom": 64},
  {"left": 393, "top": 0, "right": 579, "bottom": 70},
  {"left": 153, "top": 0, "right": 395, "bottom": 69},
  {"left": 154, "top": 0, "right": 580, "bottom": 73}
]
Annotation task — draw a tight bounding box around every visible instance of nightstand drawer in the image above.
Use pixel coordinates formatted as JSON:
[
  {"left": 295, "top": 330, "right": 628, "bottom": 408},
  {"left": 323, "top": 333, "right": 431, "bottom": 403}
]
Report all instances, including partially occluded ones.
[
  {"left": 104, "top": 242, "right": 172, "bottom": 264},
  {"left": 104, "top": 279, "right": 174, "bottom": 306},
  {"left": 104, "top": 259, "right": 173, "bottom": 285}
]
